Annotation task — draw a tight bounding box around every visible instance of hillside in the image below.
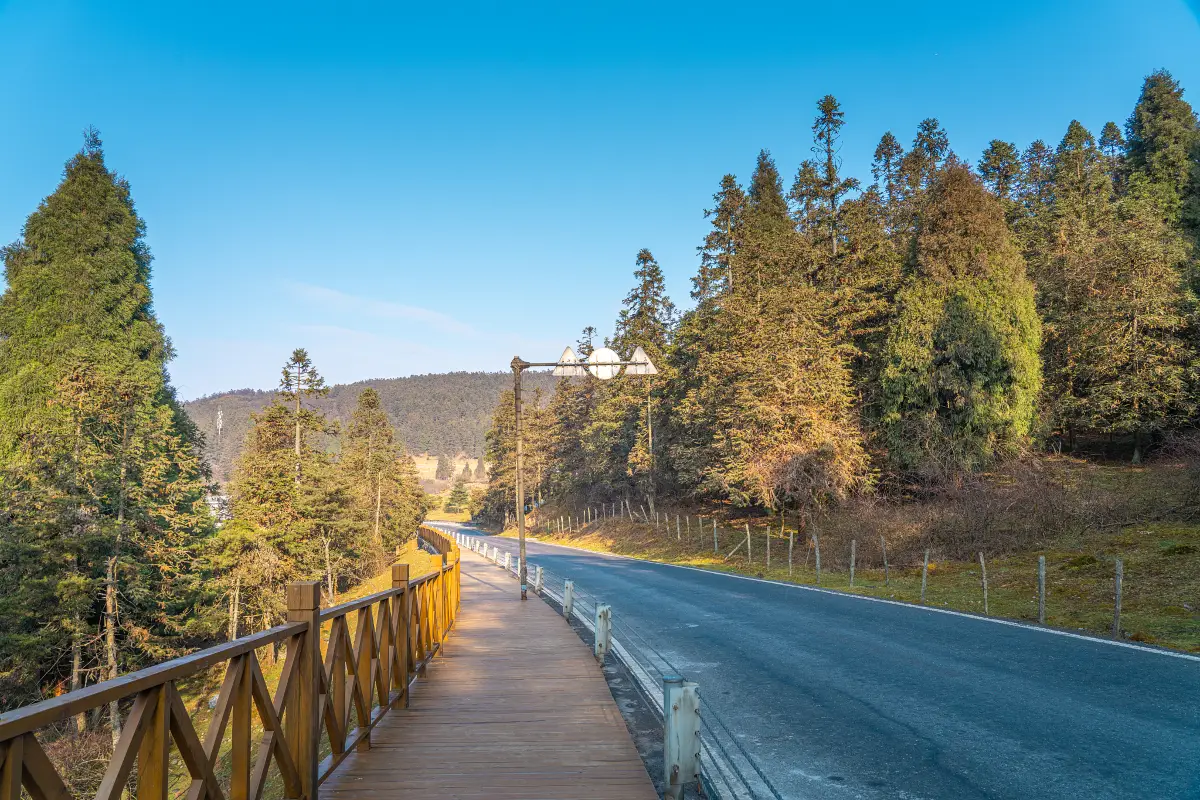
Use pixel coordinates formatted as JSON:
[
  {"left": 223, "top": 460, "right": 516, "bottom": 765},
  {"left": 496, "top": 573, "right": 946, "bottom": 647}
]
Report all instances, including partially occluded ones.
[{"left": 184, "top": 371, "right": 556, "bottom": 483}]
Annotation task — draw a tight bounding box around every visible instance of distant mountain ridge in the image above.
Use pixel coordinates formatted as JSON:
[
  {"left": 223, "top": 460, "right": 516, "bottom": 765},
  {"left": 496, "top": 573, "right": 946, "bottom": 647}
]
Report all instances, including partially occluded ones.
[{"left": 183, "top": 371, "right": 557, "bottom": 483}]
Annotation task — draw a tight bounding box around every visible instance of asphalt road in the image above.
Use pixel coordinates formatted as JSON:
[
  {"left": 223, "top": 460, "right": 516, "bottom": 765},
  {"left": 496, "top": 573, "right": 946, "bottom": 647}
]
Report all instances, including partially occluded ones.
[{"left": 431, "top": 522, "right": 1200, "bottom": 800}]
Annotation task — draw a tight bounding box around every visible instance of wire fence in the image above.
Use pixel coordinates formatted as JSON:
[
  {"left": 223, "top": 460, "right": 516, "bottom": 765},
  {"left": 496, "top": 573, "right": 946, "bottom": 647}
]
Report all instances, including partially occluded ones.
[{"left": 459, "top": 534, "right": 784, "bottom": 800}]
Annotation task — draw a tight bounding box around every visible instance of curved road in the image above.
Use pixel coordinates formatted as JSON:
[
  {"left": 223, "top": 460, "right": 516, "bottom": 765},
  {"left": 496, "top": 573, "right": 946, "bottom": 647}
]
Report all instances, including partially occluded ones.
[{"left": 432, "top": 522, "right": 1200, "bottom": 800}]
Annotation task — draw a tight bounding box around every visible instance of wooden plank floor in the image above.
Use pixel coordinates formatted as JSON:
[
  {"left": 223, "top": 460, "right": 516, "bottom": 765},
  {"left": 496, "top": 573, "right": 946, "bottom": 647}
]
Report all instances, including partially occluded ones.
[{"left": 321, "top": 548, "right": 659, "bottom": 799}]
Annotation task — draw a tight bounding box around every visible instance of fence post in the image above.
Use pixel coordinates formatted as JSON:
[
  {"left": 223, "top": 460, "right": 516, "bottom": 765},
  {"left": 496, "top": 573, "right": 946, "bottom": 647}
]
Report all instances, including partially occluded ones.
[
  {"left": 1038, "top": 556, "right": 1046, "bottom": 624},
  {"left": 745, "top": 523, "right": 752, "bottom": 563},
  {"left": 594, "top": 604, "right": 612, "bottom": 662},
  {"left": 662, "top": 676, "right": 701, "bottom": 800},
  {"left": 534, "top": 565, "right": 544, "bottom": 594},
  {"left": 563, "top": 580, "right": 575, "bottom": 619},
  {"left": 712, "top": 519, "right": 718, "bottom": 554},
  {"left": 1112, "top": 558, "right": 1123, "bottom": 639},
  {"left": 850, "top": 539, "right": 856, "bottom": 587},
  {"left": 979, "top": 552, "right": 988, "bottom": 615},
  {"left": 813, "top": 534, "right": 821, "bottom": 586},
  {"left": 392, "top": 564, "right": 410, "bottom": 707},
  {"left": 676, "top": 514, "right": 681, "bottom": 541},
  {"left": 921, "top": 548, "right": 930, "bottom": 604},
  {"left": 286, "top": 581, "right": 322, "bottom": 800},
  {"left": 788, "top": 531, "right": 794, "bottom": 578},
  {"left": 503, "top": 552, "right": 511, "bottom": 571},
  {"left": 880, "top": 535, "right": 889, "bottom": 587}
]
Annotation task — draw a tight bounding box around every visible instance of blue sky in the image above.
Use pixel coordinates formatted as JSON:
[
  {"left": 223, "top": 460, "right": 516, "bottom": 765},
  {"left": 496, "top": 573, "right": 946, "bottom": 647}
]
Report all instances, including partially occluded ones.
[{"left": 2, "top": 1, "right": 1199, "bottom": 399}]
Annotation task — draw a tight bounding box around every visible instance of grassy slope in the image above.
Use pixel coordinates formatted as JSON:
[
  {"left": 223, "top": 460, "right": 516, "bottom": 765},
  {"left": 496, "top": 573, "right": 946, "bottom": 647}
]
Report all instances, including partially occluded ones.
[{"left": 502, "top": 461, "right": 1200, "bottom": 653}]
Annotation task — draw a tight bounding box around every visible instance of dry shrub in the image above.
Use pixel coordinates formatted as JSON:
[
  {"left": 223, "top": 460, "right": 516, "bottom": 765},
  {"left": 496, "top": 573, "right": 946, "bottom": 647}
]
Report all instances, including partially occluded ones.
[
  {"left": 811, "top": 455, "right": 1184, "bottom": 567},
  {"left": 42, "top": 727, "right": 114, "bottom": 796}
]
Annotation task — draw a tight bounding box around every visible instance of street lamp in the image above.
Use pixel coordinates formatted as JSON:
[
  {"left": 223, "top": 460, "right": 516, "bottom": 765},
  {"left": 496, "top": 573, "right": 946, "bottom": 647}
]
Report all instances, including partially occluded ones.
[{"left": 511, "top": 345, "right": 657, "bottom": 599}]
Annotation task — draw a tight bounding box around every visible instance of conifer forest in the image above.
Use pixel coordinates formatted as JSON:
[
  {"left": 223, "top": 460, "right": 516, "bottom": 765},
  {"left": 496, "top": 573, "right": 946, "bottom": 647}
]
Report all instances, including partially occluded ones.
[
  {"left": 3, "top": 67, "right": 1200, "bottom": 717},
  {"left": 481, "top": 71, "right": 1200, "bottom": 550}
]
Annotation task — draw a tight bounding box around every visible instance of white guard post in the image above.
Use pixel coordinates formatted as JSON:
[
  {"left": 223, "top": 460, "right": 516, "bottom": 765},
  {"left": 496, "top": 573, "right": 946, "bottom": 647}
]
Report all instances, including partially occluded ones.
[
  {"left": 594, "top": 603, "right": 612, "bottom": 662},
  {"left": 662, "top": 676, "right": 701, "bottom": 800}
]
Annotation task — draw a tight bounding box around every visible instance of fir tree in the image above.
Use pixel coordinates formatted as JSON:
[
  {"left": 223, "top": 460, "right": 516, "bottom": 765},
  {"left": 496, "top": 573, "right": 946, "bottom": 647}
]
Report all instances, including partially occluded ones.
[
  {"left": 435, "top": 452, "right": 452, "bottom": 480},
  {"left": 0, "top": 129, "right": 210, "bottom": 708},
  {"left": 445, "top": 478, "right": 469, "bottom": 513},
  {"left": 693, "top": 175, "right": 745, "bottom": 300},
  {"left": 279, "top": 348, "right": 328, "bottom": 485},
  {"left": 583, "top": 250, "right": 675, "bottom": 505},
  {"left": 1125, "top": 69, "right": 1199, "bottom": 217},
  {"left": 879, "top": 165, "right": 1042, "bottom": 480},
  {"left": 341, "top": 388, "right": 424, "bottom": 557}
]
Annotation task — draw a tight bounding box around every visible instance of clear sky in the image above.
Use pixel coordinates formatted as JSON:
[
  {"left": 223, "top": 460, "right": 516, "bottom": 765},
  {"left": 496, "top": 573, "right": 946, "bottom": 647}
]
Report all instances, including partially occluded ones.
[{"left": 2, "top": 1, "right": 1199, "bottom": 399}]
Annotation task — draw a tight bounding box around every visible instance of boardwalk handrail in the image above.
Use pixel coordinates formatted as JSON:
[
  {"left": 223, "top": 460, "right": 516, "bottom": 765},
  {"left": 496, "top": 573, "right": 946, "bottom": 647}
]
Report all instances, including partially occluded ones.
[{"left": 0, "top": 523, "right": 460, "bottom": 800}]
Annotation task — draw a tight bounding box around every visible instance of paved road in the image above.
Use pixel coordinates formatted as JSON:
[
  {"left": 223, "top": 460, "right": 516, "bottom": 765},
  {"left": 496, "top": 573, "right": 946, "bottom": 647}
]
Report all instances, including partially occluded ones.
[{"left": 432, "top": 522, "right": 1200, "bottom": 800}]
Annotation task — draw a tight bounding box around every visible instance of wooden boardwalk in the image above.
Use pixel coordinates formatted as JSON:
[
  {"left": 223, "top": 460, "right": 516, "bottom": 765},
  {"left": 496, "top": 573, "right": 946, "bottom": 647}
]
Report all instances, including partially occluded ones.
[{"left": 322, "top": 548, "right": 659, "bottom": 799}]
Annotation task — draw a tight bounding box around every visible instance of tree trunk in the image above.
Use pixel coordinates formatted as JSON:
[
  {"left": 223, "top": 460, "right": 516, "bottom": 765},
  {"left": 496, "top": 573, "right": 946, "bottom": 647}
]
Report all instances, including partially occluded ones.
[
  {"left": 69, "top": 618, "right": 84, "bottom": 733},
  {"left": 374, "top": 474, "right": 383, "bottom": 548},
  {"left": 228, "top": 574, "right": 241, "bottom": 641},
  {"left": 107, "top": 412, "right": 130, "bottom": 748}
]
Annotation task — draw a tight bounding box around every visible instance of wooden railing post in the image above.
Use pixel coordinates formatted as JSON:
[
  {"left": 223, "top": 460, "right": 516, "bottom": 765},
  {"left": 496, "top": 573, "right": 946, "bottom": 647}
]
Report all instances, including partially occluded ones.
[
  {"left": 137, "top": 684, "right": 170, "bottom": 800},
  {"left": 392, "top": 564, "right": 410, "bottom": 707},
  {"left": 287, "top": 581, "right": 322, "bottom": 800}
]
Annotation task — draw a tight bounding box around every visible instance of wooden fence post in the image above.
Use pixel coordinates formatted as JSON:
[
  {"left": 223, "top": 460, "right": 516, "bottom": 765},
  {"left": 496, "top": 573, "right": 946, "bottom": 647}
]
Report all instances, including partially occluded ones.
[
  {"left": 662, "top": 676, "right": 701, "bottom": 800},
  {"left": 880, "top": 535, "right": 889, "bottom": 587},
  {"left": 392, "top": 564, "right": 410, "bottom": 707},
  {"left": 286, "top": 581, "right": 322, "bottom": 800},
  {"left": 1112, "top": 558, "right": 1123, "bottom": 639},
  {"left": 676, "top": 515, "right": 681, "bottom": 541},
  {"left": 979, "top": 552, "right": 988, "bottom": 615},
  {"left": 563, "top": 580, "right": 575, "bottom": 619},
  {"left": 850, "top": 539, "right": 856, "bottom": 587},
  {"left": 594, "top": 604, "right": 612, "bottom": 662},
  {"left": 1037, "top": 556, "right": 1046, "bottom": 625},
  {"left": 788, "top": 532, "right": 794, "bottom": 578},
  {"left": 712, "top": 519, "right": 718, "bottom": 554},
  {"left": 921, "top": 548, "right": 930, "bottom": 604},
  {"left": 813, "top": 534, "right": 821, "bottom": 586},
  {"left": 745, "top": 523, "right": 752, "bottom": 564}
]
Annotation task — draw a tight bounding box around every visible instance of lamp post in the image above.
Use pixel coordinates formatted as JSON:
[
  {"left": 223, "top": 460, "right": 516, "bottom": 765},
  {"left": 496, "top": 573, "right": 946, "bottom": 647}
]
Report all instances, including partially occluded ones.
[{"left": 510, "top": 345, "right": 656, "bottom": 599}]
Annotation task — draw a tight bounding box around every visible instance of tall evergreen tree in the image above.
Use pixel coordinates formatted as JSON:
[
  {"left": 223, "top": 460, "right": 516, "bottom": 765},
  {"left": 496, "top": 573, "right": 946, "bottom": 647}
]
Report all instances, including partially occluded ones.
[
  {"left": 583, "top": 250, "right": 675, "bottom": 505},
  {"left": 0, "top": 129, "right": 210, "bottom": 709},
  {"left": 1125, "top": 70, "right": 1199, "bottom": 217},
  {"left": 693, "top": 175, "right": 745, "bottom": 300},
  {"left": 879, "top": 165, "right": 1042, "bottom": 480},
  {"left": 341, "top": 387, "right": 424, "bottom": 557}
]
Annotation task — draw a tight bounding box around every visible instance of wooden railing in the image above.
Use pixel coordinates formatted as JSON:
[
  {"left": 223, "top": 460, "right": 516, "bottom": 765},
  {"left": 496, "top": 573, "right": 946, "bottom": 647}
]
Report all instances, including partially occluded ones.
[{"left": 0, "top": 524, "right": 460, "bottom": 800}]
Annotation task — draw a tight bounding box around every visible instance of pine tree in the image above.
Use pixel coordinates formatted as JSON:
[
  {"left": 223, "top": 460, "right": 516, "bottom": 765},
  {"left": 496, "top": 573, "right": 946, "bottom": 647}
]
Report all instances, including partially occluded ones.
[
  {"left": 1099, "top": 121, "right": 1126, "bottom": 181},
  {"left": 445, "top": 478, "right": 469, "bottom": 513},
  {"left": 872, "top": 131, "right": 905, "bottom": 214},
  {"left": 0, "top": 129, "right": 210, "bottom": 708},
  {"left": 893, "top": 119, "right": 951, "bottom": 235},
  {"left": 435, "top": 452, "right": 452, "bottom": 480},
  {"left": 583, "top": 250, "right": 675, "bottom": 505},
  {"left": 227, "top": 351, "right": 345, "bottom": 616},
  {"left": 1079, "top": 174, "right": 1197, "bottom": 460},
  {"left": 341, "top": 388, "right": 424, "bottom": 558},
  {"left": 473, "top": 458, "right": 487, "bottom": 481},
  {"left": 879, "top": 165, "right": 1042, "bottom": 480},
  {"left": 791, "top": 95, "right": 860, "bottom": 260},
  {"left": 1125, "top": 70, "right": 1199, "bottom": 217},
  {"left": 693, "top": 175, "right": 745, "bottom": 300},
  {"left": 977, "top": 139, "right": 1022, "bottom": 224},
  {"left": 279, "top": 348, "right": 328, "bottom": 485}
]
